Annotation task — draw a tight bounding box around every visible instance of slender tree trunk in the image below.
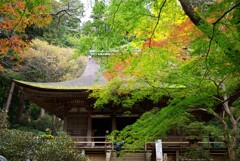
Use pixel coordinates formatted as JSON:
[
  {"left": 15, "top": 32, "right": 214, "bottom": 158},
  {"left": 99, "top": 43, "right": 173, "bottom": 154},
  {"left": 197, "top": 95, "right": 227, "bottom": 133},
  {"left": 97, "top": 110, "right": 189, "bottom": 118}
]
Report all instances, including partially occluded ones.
[
  {"left": 221, "top": 82, "right": 238, "bottom": 161},
  {"left": 228, "top": 122, "right": 237, "bottom": 161},
  {"left": 228, "top": 138, "right": 237, "bottom": 161},
  {"left": 200, "top": 82, "right": 238, "bottom": 161}
]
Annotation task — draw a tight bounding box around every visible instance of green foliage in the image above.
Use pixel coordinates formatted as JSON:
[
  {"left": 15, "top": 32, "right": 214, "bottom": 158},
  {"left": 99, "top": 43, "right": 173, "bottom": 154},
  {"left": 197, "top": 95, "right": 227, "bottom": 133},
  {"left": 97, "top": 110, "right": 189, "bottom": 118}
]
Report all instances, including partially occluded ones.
[
  {"left": 0, "top": 110, "right": 9, "bottom": 129},
  {"left": 31, "top": 115, "right": 53, "bottom": 131},
  {"left": 237, "top": 147, "right": 240, "bottom": 161},
  {"left": 11, "top": 113, "right": 61, "bottom": 133},
  {"left": 187, "top": 122, "right": 205, "bottom": 135},
  {"left": 108, "top": 106, "right": 190, "bottom": 150},
  {"left": 0, "top": 129, "right": 88, "bottom": 161},
  {"left": 89, "top": 2, "right": 240, "bottom": 160},
  {"left": 0, "top": 129, "right": 37, "bottom": 160},
  {"left": 91, "top": 49, "right": 185, "bottom": 108},
  {"left": 35, "top": 132, "right": 87, "bottom": 161},
  {"left": 40, "top": 0, "right": 84, "bottom": 47},
  {"left": 180, "top": 147, "right": 212, "bottom": 161},
  {"left": 26, "top": 103, "right": 41, "bottom": 120},
  {"left": 0, "top": 76, "right": 11, "bottom": 110}
]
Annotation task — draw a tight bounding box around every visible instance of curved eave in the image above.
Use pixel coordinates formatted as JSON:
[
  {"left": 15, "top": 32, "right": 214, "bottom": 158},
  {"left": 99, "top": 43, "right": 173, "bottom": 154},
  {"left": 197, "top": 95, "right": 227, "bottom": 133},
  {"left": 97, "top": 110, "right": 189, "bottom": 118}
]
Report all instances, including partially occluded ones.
[
  {"left": 13, "top": 80, "right": 97, "bottom": 119},
  {"left": 13, "top": 79, "right": 103, "bottom": 92}
]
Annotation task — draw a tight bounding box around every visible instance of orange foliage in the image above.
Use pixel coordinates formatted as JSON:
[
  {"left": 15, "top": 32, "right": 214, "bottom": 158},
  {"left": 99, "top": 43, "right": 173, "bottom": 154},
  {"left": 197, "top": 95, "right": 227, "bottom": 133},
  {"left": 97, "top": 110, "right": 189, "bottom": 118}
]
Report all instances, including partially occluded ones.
[
  {"left": 103, "top": 70, "right": 117, "bottom": 80},
  {"left": 0, "top": 0, "right": 52, "bottom": 65},
  {"left": 103, "top": 56, "right": 133, "bottom": 80},
  {"left": 143, "top": 18, "right": 202, "bottom": 61}
]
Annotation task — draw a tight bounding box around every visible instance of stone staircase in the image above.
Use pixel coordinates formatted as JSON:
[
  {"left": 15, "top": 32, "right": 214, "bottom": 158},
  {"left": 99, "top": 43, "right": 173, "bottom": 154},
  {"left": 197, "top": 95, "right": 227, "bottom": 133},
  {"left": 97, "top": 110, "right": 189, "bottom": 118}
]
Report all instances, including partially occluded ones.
[{"left": 107, "top": 151, "right": 152, "bottom": 161}]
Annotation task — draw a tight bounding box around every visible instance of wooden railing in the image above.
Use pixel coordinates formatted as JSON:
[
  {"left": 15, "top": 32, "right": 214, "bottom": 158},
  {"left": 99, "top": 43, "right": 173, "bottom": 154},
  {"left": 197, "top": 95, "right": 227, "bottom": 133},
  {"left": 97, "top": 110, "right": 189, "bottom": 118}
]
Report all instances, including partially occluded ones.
[{"left": 71, "top": 136, "right": 226, "bottom": 150}]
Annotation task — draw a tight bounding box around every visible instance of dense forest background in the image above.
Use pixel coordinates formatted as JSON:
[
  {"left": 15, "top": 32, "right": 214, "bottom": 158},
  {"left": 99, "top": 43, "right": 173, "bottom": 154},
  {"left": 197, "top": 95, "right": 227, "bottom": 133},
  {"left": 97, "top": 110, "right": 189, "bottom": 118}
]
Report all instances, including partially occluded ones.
[{"left": 0, "top": 0, "right": 240, "bottom": 160}]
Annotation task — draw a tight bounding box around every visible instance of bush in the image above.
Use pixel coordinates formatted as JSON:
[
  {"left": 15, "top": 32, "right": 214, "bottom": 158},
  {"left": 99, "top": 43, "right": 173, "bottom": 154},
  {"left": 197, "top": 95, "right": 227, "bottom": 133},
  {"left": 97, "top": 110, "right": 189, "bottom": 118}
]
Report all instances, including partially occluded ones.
[
  {"left": 0, "top": 110, "right": 8, "bottom": 129},
  {"left": 180, "top": 147, "right": 212, "bottom": 161},
  {"left": 35, "top": 132, "right": 87, "bottom": 161},
  {"left": 32, "top": 114, "right": 53, "bottom": 131},
  {"left": 0, "top": 129, "right": 36, "bottom": 160},
  {"left": 0, "top": 129, "right": 88, "bottom": 161}
]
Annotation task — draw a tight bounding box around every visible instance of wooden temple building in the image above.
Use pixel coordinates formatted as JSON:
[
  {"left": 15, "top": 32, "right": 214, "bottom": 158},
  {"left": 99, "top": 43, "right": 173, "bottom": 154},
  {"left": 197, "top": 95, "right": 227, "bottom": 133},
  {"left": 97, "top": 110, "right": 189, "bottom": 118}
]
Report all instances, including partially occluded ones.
[{"left": 6, "top": 56, "right": 228, "bottom": 161}]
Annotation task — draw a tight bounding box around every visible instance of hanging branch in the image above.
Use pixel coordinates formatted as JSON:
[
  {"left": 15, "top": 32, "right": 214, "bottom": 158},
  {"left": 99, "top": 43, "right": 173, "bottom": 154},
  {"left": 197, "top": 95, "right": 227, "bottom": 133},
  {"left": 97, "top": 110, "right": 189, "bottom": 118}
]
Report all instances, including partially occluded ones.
[
  {"left": 205, "top": 3, "right": 240, "bottom": 59},
  {"left": 51, "top": 2, "right": 80, "bottom": 25},
  {"left": 106, "top": 0, "right": 123, "bottom": 36},
  {"left": 148, "top": 0, "right": 167, "bottom": 47},
  {"left": 179, "top": 0, "right": 240, "bottom": 61}
]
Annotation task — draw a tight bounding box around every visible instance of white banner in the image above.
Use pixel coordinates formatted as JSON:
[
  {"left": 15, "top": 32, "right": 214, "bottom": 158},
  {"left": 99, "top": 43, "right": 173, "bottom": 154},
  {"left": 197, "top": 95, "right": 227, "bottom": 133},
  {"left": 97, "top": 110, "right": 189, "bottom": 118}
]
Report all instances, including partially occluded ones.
[{"left": 155, "top": 139, "right": 163, "bottom": 161}]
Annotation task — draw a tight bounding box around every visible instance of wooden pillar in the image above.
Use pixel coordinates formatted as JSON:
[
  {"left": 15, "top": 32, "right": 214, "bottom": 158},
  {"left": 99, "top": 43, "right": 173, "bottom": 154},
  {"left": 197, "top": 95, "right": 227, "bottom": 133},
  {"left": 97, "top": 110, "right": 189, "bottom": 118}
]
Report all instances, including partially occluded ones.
[
  {"left": 63, "top": 116, "right": 68, "bottom": 131},
  {"left": 4, "top": 82, "right": 15, "bottom": 112},
  {"left": 111, "top": 115, "right": 116, "bottom": 131},
  {"left": 87, "top": 112, "right": 93, "bottom": 146},
  {"left": 17, "top": 92, "right": 25, "bottom": 121}
]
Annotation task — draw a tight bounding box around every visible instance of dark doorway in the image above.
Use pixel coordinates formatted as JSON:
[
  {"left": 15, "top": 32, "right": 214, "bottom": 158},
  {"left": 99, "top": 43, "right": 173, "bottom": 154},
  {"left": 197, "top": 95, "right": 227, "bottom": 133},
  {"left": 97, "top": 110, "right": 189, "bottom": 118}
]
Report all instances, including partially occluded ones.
[{"left": 92, "top": 117, "right": 111, "bottom": 146}]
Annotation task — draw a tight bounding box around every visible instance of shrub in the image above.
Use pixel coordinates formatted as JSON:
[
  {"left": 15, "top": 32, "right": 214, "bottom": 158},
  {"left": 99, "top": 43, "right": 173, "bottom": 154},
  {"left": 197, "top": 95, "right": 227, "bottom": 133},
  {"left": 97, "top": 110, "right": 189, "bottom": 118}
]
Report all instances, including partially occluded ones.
[
  {"left": 0, "top": 129, "right": 88, "bottom": 161},
  {"left": 0, "top": 110, "right": 8, "bottom": 129},
  {"left": 180, "top": 147, "right": 212, "bottom": 161},
  {"left": 32, "top": 114, "right": 53, "bottom": 131},
  {"left": 35, "top": 132, "right": 87, "bottom": 161},
  {"left": 0, "top": 129, "right": 36, "bottom": 160}
]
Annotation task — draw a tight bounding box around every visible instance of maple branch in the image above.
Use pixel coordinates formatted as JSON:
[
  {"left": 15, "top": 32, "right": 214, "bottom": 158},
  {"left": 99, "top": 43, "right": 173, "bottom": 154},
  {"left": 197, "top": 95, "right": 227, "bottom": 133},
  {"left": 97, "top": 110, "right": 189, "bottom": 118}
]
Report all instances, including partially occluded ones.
[
  {"left": 213, "top": 3, "right": 240, "bottom": 26},
  {"left": 142, "top": 75, "right": 172, "bottom": 96},
  {"left": 212, "top": 95, "right": 221, "bottom": 102},
  {"left": 237, "top": 116, "right": 240, "bottom": 123},
  {"left": 205, "top": 3, "right": 240, "bottom": 59},
  {"left": 106, "top": 0, "right": 123, "bottom": 36},
  {"left": 141, "top": 14, "right": 158, "bottom": 18},
  {"left": 216, "top": 89, "right": 240, "bottom": 108},
  {"left": 179, "top": 0, "right": 240, "bottom": 67},
  {"left": 205, "top": 77, "right": 220, "bottom": 95},
  {"left": 10, "top": 2, "right": 28, "bottom": 37},
  {"left": 198, "top": 108, "right": 226, "bottom": 125},
  {"left": 54, "top": 9, "right": 74, "bottom": 16},
  {"left": 52, "top": 2, "right": 78, "bottom": 16},
  {"left": 149, "top": 0, "right": 167, "bottom": 47},
  {"left": 51, "top": 2, "right": 80, "bottom": 25},
  {"left": 57, "top": 14, "right": 65, "bottom": 25},
  {"left": 197, "top": 107, "right": 229, "bottom": 144}
]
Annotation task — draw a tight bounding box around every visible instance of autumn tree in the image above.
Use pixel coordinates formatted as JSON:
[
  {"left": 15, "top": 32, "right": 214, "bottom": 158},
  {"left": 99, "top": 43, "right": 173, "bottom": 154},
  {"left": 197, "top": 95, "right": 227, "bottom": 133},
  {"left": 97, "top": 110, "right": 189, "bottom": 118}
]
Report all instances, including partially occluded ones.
[
  {"left": 0, "top": 0, "right": 52, "bottom": 72},
  {"left": 18, "top": 39, "right": 88, "bottom": 82},
  {"left": 88, "top": 0, "right": 240, "bottom": 160}
]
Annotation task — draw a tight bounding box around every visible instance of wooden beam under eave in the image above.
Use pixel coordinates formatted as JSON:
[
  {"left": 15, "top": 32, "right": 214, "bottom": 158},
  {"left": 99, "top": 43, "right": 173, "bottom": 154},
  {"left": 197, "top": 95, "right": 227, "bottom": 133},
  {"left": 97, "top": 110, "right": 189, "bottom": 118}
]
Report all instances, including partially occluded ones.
[{"left": 4, "top": 81, "right": 15, "bottom": 112}]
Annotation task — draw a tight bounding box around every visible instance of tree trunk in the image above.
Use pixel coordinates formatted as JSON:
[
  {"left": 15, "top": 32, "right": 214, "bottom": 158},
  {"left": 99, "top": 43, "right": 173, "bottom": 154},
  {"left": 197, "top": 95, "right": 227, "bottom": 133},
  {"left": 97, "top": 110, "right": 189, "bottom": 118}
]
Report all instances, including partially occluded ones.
[
  {"left": 228, "top": 144, "right": 237, "bottom": 161},
  {"left": 177, "top": 0, "right": 201, "bottom": 26},
  {"left": 221, "top": 82, "right": 238, "bottom": 161},
  {"left": 178, "top": 0, "right": 240, "bottom": 64},
  {"left": 228, "top": 122, "right": 238, "bottom": 161}
]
